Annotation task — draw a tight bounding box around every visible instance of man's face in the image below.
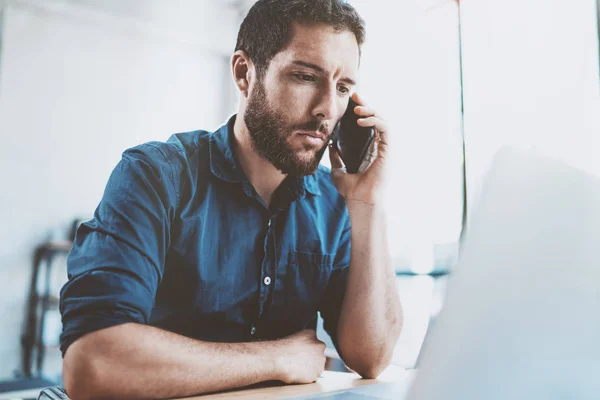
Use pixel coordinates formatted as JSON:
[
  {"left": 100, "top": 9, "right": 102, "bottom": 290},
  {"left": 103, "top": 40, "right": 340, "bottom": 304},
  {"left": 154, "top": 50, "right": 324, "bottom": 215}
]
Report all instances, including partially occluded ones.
[{"left": 244, "top": 23, "right": 360, "bottom": 176}]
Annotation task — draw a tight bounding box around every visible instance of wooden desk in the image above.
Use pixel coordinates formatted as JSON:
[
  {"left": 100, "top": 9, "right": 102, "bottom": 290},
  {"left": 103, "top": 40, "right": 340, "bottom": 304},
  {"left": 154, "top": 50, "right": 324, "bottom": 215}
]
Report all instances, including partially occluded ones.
[
  {"left": 178, "top": 366, "right": 415, "bottom": 400},
  {"left": 0, "top": 367, "right": 414, "bottom": 400}
]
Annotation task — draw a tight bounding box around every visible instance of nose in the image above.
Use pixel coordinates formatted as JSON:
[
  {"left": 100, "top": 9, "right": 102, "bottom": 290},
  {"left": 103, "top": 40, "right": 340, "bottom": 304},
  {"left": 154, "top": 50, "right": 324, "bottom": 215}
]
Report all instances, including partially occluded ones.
[{"left": 312, "top": 84, "right": 338, "bottom": 122}]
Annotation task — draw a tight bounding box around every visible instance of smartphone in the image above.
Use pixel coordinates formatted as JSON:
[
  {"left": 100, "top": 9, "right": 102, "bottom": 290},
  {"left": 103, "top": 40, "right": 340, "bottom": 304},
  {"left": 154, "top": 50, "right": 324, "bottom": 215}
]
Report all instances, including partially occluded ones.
[{"left": 331, "top": 98, "right": 376, "bottom": 174}]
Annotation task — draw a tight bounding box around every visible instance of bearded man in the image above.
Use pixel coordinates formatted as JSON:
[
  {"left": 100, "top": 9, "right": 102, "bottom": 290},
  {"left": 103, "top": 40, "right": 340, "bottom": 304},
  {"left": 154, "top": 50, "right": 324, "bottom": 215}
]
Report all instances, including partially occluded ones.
[{"left": 60, "top": 1, "right": 403, "bottom": 399}]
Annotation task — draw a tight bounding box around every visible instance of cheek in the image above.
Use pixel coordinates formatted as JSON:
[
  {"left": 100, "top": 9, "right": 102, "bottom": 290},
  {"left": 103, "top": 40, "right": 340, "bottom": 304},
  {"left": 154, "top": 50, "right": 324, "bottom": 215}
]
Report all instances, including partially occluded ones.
[
  {"left": 271, "top": 89, "right": 310, "bottom": 123},
  {"left": 266, "top": 74, "right": 319, "bottom": 120}
]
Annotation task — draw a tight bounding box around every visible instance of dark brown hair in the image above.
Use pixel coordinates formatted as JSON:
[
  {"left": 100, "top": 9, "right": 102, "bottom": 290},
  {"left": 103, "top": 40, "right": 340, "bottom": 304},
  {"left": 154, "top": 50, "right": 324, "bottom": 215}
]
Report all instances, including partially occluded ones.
[{"left": 235, "top": 0, "right": 366, "bottom": 77}]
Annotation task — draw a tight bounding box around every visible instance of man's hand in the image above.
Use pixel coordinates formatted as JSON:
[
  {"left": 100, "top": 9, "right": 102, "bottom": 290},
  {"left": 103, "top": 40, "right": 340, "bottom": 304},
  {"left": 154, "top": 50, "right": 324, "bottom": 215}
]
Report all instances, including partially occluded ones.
[
  {"left": 329, "top": 92, "right": 389, "bottom": 205},
  {"left": 274, "top": 329, "right": 326, "bottom": 384}
]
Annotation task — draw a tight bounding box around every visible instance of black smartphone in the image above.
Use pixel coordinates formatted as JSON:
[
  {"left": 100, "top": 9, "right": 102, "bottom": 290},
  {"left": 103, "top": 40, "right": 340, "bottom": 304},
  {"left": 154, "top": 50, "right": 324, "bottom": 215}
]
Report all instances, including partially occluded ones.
[{"left": 331, "top": 98, "right": 376, "bottom": 174}]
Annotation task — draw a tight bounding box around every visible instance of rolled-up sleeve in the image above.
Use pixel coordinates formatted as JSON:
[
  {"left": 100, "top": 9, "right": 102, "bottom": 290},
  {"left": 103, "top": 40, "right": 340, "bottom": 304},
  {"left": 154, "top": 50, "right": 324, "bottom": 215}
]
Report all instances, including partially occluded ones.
[
  {"left": 60, "top": 144, "right": 178, "bottom": 356},
  {"left": 319, "top": 214, "right": 351, "bottom": 349}
]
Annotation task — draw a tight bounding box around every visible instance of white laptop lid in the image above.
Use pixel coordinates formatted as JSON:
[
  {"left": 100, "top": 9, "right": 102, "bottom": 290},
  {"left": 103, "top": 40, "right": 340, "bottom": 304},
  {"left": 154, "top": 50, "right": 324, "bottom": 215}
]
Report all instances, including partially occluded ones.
[{"left": 407, "top": 147, "right": 600, "bottom": 400}]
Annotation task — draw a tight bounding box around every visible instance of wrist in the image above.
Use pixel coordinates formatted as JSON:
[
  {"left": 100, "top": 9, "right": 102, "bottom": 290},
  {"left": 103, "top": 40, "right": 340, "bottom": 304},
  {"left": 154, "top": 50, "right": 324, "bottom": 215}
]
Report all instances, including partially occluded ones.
[
  {"left": 344, "top": 189, "right": 385, "bottom": 208},
  {"left": 257, "top": 340, "right": 286, "bottom": 381},
  {"left": 346, "top": 200, "right": 386, "bottom": 232},
  {"left": 346, "top": 199, "right": 384, "bottom": 214}
]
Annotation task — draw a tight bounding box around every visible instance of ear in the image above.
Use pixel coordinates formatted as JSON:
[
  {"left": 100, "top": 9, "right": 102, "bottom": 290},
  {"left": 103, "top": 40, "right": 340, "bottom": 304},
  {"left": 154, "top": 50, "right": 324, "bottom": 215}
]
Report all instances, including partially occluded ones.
[{"left": 231, "top": 50, "right": 254, "bottom": 98}]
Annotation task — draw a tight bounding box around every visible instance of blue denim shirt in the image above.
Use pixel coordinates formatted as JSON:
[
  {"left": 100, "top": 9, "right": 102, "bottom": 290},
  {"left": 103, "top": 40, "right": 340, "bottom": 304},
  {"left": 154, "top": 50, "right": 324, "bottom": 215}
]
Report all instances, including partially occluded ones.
[{"left": 60, "top": 115, "right": 351, "bottom": 355}]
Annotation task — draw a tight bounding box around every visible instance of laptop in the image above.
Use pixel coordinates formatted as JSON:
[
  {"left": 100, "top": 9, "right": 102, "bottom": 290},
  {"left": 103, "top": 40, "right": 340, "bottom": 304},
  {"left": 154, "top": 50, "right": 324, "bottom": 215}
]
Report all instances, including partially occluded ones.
[{"left": 296, "top": 147, "right": 600, "bottom": 399}]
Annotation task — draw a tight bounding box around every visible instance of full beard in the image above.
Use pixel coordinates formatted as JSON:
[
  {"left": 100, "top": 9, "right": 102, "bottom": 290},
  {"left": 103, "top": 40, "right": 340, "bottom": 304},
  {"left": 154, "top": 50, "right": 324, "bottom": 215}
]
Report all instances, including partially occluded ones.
[{"left": 244, "top": 80, "right": 330, "bottom": 176}]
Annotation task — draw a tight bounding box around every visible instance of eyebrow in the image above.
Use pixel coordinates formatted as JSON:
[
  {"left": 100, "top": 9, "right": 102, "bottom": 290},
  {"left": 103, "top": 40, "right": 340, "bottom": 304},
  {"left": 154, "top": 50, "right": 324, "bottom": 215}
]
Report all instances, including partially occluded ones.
[{"left": 292, "top": 60, "right": 356, "bottom": 86}]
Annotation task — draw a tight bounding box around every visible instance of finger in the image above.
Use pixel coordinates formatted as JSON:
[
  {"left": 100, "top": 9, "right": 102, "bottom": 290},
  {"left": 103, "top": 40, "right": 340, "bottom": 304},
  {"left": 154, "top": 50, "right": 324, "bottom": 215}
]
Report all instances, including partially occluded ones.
[
  {"left": 328, "top": 144, "right": 346, "bottom": 171},
  {"left": 352, "top": 91, "right": 368, "bottom": 106},
  {"left": 354, "top": 105, "right": 376, "bottom": 117},
  {"left": 357, "top": 116, "right": 388, "bottom": 136},
  {"left": 358, "top": 117, "right": 390, "bottom": 158},
  {"left": 355, "top": 137, "right": 379, "bottom": 174}
]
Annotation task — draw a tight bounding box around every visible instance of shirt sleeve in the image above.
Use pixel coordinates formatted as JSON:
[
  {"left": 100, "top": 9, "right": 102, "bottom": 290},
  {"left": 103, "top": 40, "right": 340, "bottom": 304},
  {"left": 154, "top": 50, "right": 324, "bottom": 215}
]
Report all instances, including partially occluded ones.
[
  {"left": 59, "top": 144, "right": 178, "bottom": 356},
  {"left": 319, "top": 212, "right": 351, "bottom": 351}
]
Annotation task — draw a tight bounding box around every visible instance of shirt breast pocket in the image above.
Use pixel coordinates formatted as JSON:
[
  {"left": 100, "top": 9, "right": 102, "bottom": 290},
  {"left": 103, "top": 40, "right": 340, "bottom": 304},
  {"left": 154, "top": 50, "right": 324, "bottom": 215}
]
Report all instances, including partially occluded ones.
[{"left": 279, "top": 251, "right": 334, "bottom": 320}]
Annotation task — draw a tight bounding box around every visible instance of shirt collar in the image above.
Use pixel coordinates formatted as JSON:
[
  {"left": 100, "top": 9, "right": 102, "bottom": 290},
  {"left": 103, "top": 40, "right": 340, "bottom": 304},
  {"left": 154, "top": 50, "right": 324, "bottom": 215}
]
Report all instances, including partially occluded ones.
[{"left": 208, "top": 115, "right": 321, "bottom": 197}]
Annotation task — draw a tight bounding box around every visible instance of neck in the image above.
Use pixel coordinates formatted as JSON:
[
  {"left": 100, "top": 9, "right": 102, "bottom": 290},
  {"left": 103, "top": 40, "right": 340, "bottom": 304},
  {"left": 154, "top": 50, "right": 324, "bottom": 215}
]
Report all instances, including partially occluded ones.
[{"left": 232, "top": 115, "right": 286, "bottom": 208}]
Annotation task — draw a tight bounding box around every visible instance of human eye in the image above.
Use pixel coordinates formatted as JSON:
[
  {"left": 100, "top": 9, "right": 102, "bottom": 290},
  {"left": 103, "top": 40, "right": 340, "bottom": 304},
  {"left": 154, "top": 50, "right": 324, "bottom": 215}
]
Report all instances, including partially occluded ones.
[
  {"left": 294, "top": 73, "right": 316, "bottom": 83},
  {"left": 338, "top": 85, "right": 351, "bottom": 95}
]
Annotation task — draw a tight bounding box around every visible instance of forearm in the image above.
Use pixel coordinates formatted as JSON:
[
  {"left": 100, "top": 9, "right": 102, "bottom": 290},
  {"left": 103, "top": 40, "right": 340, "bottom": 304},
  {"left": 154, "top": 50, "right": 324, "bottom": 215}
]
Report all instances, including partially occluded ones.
[
  {"left": 336, "top": 201, "right": 403, "bottom": 377},
  {"left": 63, "top": 323, "right": 279, "bottom": 400}
]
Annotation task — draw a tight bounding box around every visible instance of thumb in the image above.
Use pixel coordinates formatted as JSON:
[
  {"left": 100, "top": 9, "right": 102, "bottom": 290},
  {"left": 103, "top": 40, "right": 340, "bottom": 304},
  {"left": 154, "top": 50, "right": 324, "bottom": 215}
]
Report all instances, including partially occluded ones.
[{"left": 328, "top": 143, "right": 346, "bottom": 171}]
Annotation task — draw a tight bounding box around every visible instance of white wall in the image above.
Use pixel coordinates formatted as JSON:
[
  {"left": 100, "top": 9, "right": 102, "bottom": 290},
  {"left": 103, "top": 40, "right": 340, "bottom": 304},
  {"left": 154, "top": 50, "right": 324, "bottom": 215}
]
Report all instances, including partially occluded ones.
[
  {"left": 0, "top": 0, "right": 239, "bottom": 380},
  {"left": 460, "top": 0, "right": 600, "bottom": 206}
]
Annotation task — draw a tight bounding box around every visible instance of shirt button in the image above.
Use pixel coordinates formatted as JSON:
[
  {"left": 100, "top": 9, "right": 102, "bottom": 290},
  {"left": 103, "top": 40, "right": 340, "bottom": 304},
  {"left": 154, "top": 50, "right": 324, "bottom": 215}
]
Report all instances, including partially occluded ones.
[
  {"left": 250, "top": 325, "right": 257, "bottom": 336},
  {"left": 263, "top": 276, "right": 271, "bottom": 285}
]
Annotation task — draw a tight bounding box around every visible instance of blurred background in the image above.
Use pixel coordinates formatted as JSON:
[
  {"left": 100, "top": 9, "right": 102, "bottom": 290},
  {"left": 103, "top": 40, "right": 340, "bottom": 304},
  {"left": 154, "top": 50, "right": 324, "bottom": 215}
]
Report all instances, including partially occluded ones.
[{"left": 0, "top": 0, "right": 598, "bottom": 393}]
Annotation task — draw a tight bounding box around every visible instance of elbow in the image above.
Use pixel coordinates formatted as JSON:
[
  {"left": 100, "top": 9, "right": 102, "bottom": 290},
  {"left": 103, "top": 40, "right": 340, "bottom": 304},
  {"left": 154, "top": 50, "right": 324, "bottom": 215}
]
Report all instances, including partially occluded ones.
[
  {"left": 357, "top": 365, "right": 387, "bottom": 380},
  {"left": 339, "top": 303, "right": 404, "bottom": 379},
  {"left": 340, "top": 320, "right": 403, "bottom": 379},
  {"left": 345, "top": 350, "right": 393, "bottom": 379},
  {"left": 63, "top": 339, "right": 106, "bottom": 400},
  {"left": 339, "top": 336, "right": 396, "bottom": 379}
]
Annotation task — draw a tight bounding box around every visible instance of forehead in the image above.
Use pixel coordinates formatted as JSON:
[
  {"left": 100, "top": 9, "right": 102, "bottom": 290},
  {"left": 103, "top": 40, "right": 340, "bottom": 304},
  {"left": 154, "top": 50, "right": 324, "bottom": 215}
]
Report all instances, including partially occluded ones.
[{"left": 271, "top": 23, "right": 360, "bottom": 77}]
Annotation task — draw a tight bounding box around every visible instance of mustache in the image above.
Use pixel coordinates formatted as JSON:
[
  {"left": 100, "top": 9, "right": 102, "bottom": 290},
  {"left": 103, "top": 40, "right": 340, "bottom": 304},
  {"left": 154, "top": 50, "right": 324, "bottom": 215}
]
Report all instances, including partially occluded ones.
[{"left": 293, "top": 120, "right": 332, "bottom": 137}]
